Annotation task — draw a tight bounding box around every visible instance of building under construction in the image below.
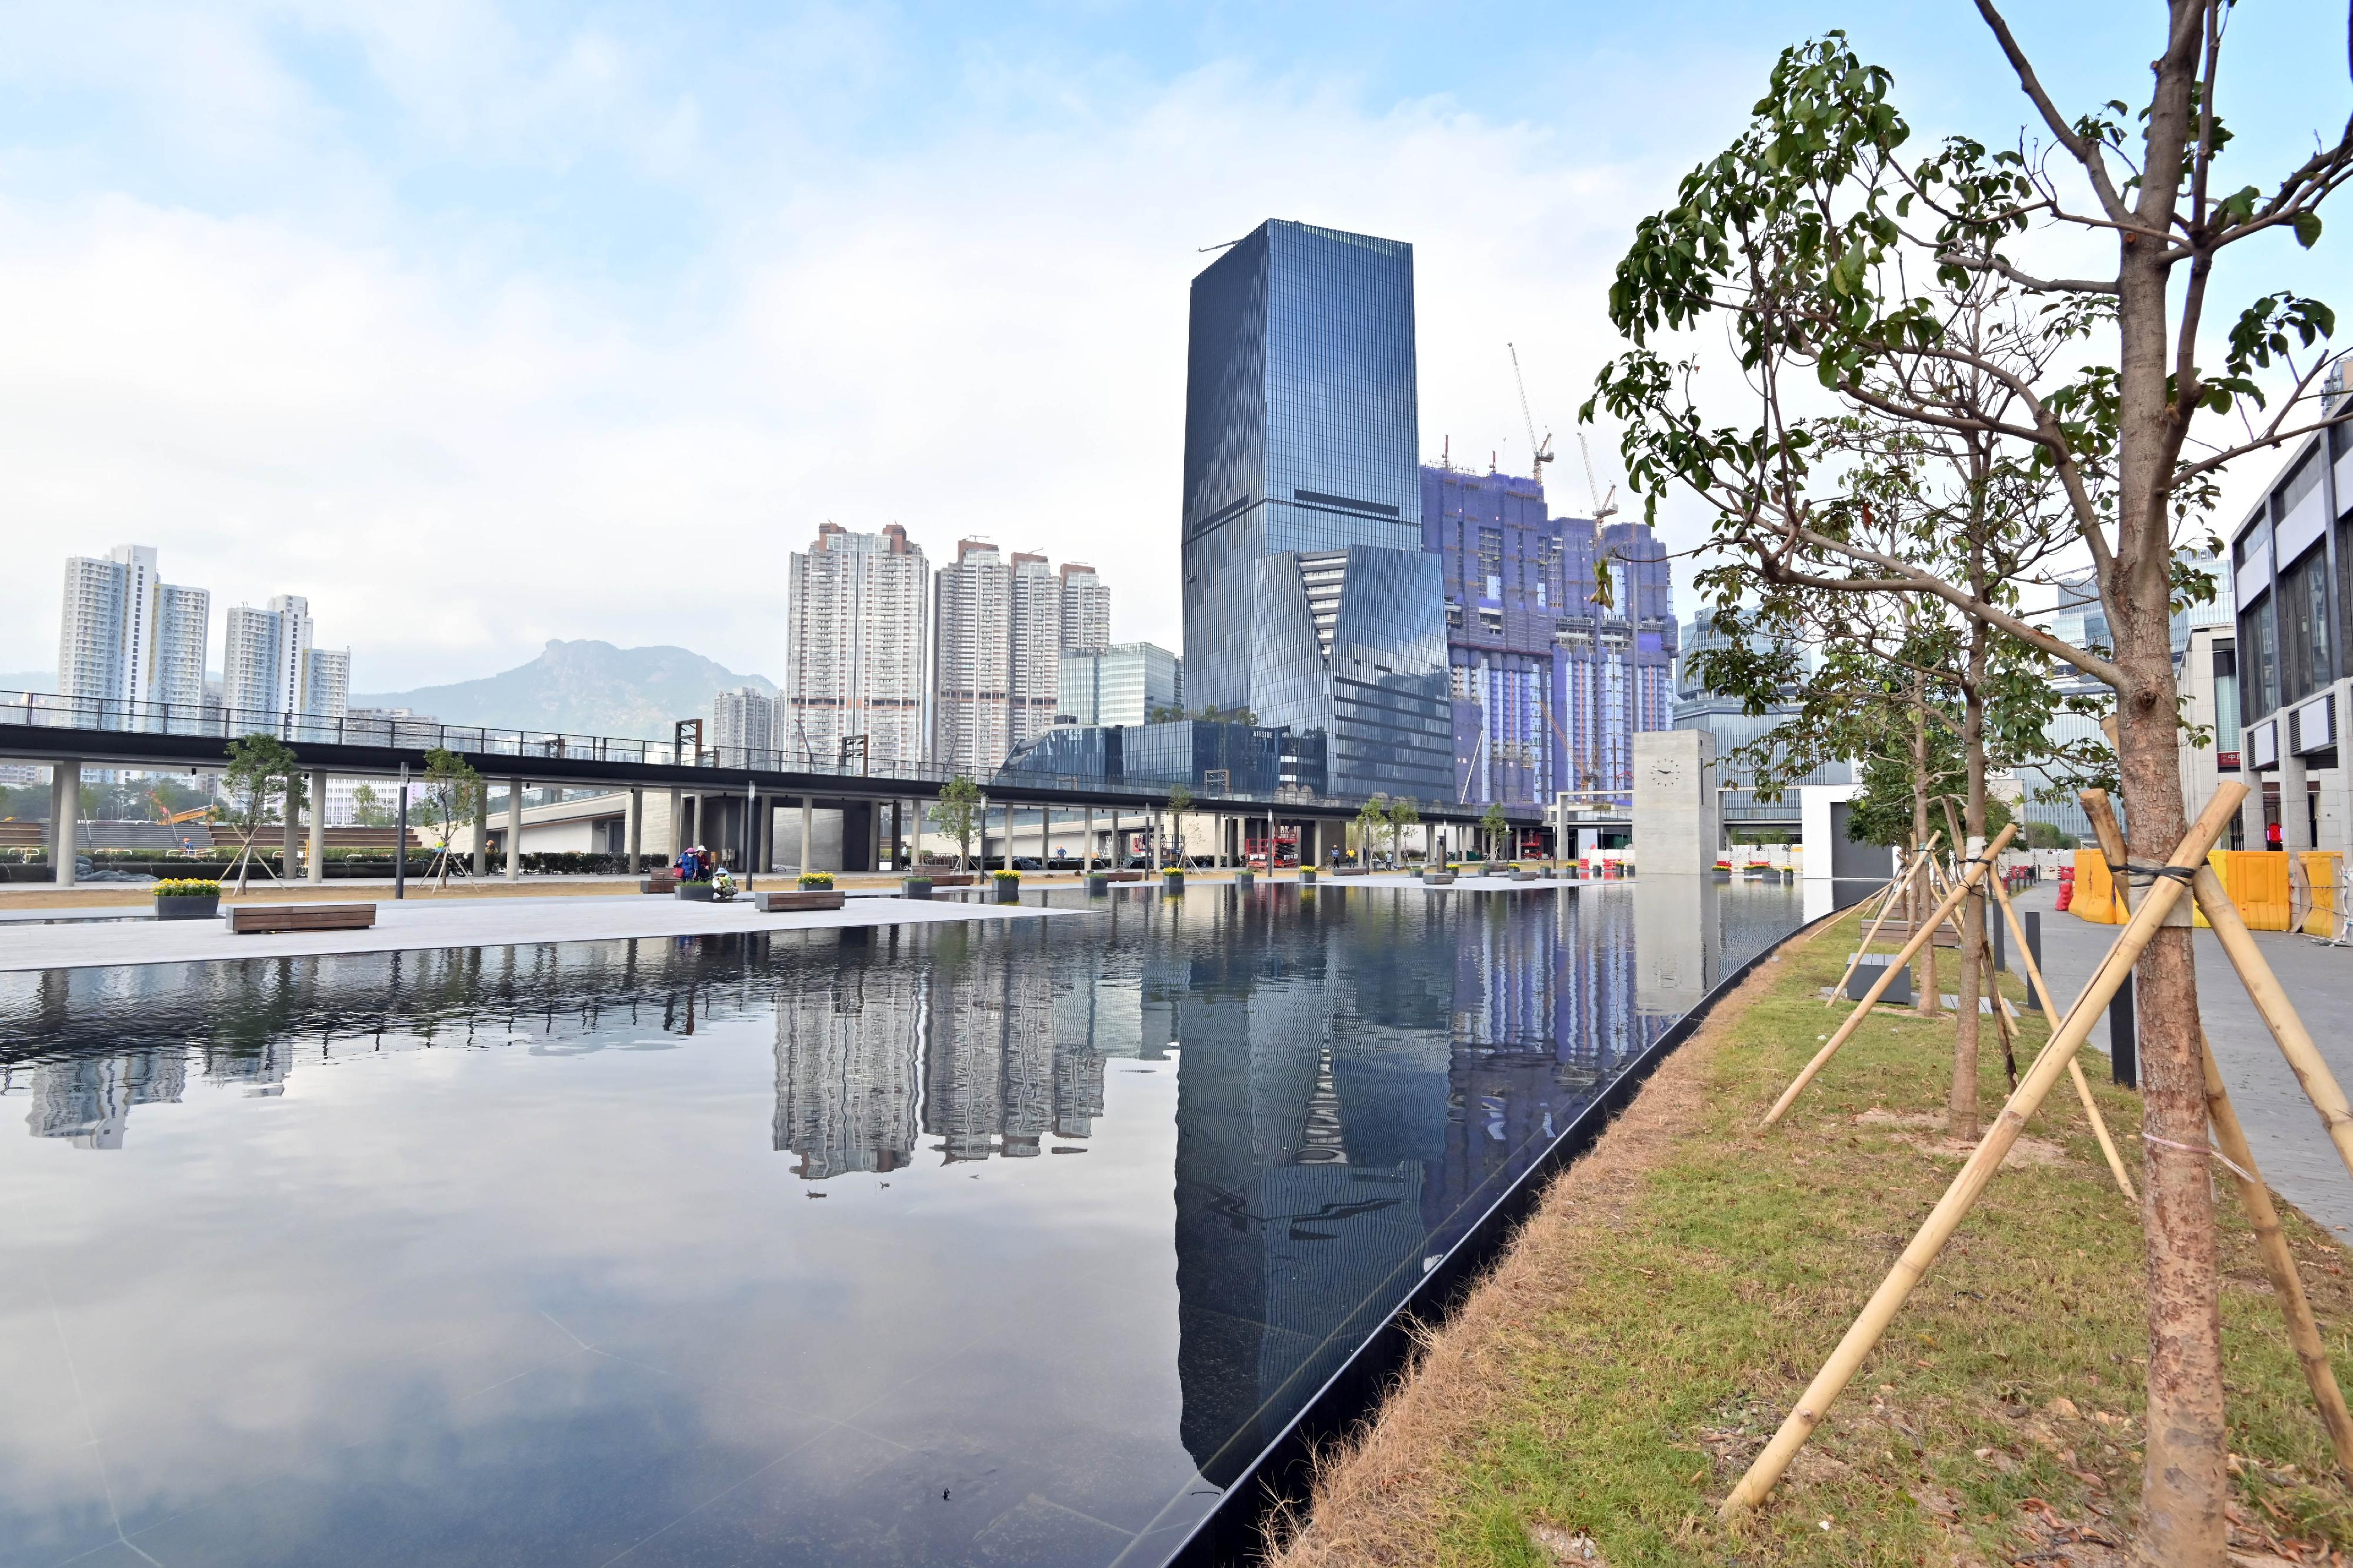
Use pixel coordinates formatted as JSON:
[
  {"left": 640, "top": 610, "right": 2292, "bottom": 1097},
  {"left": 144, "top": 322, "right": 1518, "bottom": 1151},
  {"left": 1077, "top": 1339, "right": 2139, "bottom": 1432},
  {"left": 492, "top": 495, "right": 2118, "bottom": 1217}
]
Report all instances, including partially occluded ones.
[{"left": 1418, "top": 463, "right": 1677, "bottom": 810}]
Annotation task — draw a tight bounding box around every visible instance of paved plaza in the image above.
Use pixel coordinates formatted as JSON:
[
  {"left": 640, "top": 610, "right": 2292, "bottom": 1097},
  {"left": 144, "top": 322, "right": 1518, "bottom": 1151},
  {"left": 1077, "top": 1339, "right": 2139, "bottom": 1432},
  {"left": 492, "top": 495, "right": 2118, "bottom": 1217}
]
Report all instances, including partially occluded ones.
[
  {"left": 2009, "top": 881, "right": 2353, "bottom": 1241},
  {"left": 0, "top": 889, "right": 1082, "bottom": 973}
]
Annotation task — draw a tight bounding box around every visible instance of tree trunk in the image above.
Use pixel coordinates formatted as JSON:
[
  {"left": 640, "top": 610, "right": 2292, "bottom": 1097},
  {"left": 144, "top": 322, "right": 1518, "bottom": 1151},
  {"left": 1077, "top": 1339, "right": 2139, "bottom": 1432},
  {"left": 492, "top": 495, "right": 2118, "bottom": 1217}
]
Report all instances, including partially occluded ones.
[
  {"left": 2119, "top": 8, "right": 2225, "bottom": 1557},
  {"left": 1911, "top": 693, "right": 1938, "bottom": 1017},
  {"left": 1952, "top": 605, "right": 1991, "bottom": 1141}
]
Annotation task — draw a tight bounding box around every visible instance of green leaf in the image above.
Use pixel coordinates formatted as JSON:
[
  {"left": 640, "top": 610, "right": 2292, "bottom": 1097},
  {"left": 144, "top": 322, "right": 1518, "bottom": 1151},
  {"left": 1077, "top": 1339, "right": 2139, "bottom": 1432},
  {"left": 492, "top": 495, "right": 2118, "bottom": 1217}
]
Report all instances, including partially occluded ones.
[{"left": 2295, "top": 211, "right": 2324, "bottom": 249}]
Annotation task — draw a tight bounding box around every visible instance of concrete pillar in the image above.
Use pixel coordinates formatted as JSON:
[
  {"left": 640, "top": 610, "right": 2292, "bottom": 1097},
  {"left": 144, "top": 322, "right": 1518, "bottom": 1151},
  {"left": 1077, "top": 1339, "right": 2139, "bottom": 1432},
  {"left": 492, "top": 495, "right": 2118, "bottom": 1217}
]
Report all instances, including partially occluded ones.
[
  {"left": 799, "top": 796, "right": 814, "bottom": 875},
  {"left": 1631, "top": 729, "right": 1718, "bottom": 874},
  {"left": 668, "top": 788, "right": 684, "bottom": 862},
  {"left": 2281, "top": 745, "right": 2315, "bottom": 851},
  {"left": 505, "top": 778, "right": 522, "bottom": 880},
  {"left": 283, "top": 771, "right": 302, "bottom": 879},
  {"left": 473, "top": 784, "right": 489, "bottom": 876},
  {"left": 1084, "top": 806, "right": 1095, "bottom": 869},
  {"left": 308, "top": 770, "right": 327, "bottom": 885},
  {"left": 627, "top": 787, "right": 644, "bottom": 873},
  {"left": 51, "top": 760, "right": 79, "bottom": 888}
]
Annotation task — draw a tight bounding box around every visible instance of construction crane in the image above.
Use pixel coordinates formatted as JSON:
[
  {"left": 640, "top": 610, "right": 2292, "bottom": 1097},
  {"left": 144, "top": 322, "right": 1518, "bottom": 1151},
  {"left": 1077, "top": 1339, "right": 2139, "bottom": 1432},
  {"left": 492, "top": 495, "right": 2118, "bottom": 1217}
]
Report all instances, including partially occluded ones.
[
  {"left": 1576, "top": 429, "right": 1619, "bottom": 525},
  {"left": 1507, "top": 343, "right": 1555, "bottom": 486},
  {"left": 148, "top": 790, "right": 212, "bottom": 827}
]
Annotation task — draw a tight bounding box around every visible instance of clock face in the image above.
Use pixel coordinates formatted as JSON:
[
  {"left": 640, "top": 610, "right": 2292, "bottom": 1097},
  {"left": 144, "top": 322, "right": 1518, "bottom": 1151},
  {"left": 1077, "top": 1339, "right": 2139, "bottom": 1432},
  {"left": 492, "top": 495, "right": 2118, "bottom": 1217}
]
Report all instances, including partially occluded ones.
[{"left": 1649, "top": 758, "right": 1682, "bottom": 788}]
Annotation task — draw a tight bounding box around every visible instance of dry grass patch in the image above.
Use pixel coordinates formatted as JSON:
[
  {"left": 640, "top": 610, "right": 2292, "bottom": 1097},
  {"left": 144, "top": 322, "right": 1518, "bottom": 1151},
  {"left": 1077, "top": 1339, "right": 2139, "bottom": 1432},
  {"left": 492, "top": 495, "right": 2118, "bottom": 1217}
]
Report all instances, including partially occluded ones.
[{"left": 1271, "top": 911, "right": 2353, "bottom": 1567}]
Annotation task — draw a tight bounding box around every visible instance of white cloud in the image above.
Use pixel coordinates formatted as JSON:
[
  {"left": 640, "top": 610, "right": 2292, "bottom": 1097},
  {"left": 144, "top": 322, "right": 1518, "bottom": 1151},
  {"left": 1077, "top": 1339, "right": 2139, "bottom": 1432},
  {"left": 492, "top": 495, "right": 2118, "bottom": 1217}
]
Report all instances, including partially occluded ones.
[{"left": 1, "top": 35, "right": 1701, "bottom": 695}]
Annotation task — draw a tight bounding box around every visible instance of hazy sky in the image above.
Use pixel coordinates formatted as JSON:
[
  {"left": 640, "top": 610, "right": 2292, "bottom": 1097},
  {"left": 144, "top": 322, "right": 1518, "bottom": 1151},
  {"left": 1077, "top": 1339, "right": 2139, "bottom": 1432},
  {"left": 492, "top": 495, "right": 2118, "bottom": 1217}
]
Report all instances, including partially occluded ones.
[{"left": 4, "top": 3, "right": 2345, "bottom": 689}]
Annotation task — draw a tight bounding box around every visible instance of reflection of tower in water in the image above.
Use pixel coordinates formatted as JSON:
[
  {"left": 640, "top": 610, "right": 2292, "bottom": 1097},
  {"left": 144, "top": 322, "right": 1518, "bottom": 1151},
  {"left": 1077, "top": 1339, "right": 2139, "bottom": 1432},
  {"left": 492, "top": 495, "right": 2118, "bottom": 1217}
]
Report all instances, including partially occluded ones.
[
  {"left": 23, "top": 1050, "right": 187, "bottom": 1149},
  {"left": 772, "top": 962, "right": 924, "bottom": 1179}
]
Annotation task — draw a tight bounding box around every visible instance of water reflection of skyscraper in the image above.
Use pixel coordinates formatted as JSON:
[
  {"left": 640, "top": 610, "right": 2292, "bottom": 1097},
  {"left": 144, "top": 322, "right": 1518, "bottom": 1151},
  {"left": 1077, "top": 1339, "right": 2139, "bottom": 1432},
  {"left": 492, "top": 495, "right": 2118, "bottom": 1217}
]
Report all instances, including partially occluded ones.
[
  {"left": 21, "top": 1050, "right": 186, "bottom": 1149},
  {"left": 1173, "top": 889, "right": 1659, "bottom": 1484},
  {"left": 768, "top": 926, "right": 1117, "bottom": 1175}
]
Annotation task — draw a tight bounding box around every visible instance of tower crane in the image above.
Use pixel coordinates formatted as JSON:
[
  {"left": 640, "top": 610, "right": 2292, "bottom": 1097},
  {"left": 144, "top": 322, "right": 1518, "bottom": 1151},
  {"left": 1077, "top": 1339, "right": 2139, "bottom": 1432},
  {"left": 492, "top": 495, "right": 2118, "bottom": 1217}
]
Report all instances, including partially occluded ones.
[
  {"left": 1507, "top": 343, "right": 1555, "bottom": 486},
  {"left": 1576, "top": 430, "right": 1619, "bottom": 525}
]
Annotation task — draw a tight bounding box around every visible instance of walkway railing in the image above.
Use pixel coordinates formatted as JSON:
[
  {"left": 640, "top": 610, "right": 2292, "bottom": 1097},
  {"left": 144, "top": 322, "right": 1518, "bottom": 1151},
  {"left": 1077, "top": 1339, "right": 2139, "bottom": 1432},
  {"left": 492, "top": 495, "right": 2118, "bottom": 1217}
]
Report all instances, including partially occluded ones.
[{"left": 0, "top": 689, "right": 1534, "bottom": 820}]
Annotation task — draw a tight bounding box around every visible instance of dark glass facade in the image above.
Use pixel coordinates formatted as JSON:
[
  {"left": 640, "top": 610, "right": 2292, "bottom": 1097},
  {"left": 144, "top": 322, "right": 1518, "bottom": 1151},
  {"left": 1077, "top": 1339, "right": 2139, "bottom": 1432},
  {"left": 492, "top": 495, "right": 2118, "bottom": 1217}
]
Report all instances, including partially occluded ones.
[
  {"left": 997, "top": 719, "right": 1307, "bottom": 796},
  {"left": 1181, "top": 220, "right": 1446, "bottom": 801}
]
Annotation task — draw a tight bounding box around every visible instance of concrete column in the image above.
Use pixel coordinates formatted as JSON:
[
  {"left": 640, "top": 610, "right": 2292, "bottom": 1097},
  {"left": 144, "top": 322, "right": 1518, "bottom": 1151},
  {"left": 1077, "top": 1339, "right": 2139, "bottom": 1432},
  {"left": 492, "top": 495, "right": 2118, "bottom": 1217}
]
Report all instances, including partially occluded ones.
[
  {"left": 473, "top": 785, "right": 489, "bottom": 876},
  {"left": 1084, "top": 806, "right": 1095, "bottom": 869},
  {"left": 505, "top": 778, "right": 522, "bottom": 880},
  {"left": 283, "top": 772, "right": 302, "bottom": 879},
  {"left": 873, "top": 798, "right": 885, "bottom": 871},
  {"left": 308, "top": 770, "right": 327, "bottom": 885},
  {"left": 2281, "top": 745, "right": 2315, "bottom": 850},
  {"left": 1041, "top": 804, "right": 1051, "bottom": 868},
  {"left": 627, "top": 787, "right": 644, "bottom": 873},
  {"left": 668, "top": 788, "right": 684, "bottom": 862},
  {"left": 51, "top": 760, "right": 79, "bottom": 889},
  {"left": 799, "top": 796, "right": 814, "bottom": 875}
]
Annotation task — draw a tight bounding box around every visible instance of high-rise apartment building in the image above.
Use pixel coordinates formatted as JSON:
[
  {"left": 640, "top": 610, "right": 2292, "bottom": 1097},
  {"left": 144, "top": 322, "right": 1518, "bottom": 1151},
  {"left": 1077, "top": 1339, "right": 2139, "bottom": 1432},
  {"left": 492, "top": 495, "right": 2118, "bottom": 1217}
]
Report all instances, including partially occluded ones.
[
  {"left": 1179, "top": 219, "right": 1451, "bottom": 800},
  {"left": 712, "top": 686, "right": 776, "bottom": 763},
  {"left": 1057, "top": 642, "right": 1182, "bottom": 728},
  {"left": 782, "top": 523, "right": 931, "bottom": 769},
  {"left": 932, "top": 541, "right": 1065, "bottom": 773},
  {"left": 1058, "top": 563, "right": 1111, "bottom": 655},
  {"left": 1421, "top": 465, "right": 1677, "bottom": 808},
  {"left": 56, "top": 545, "right": 210, "bottom": 724},
  {"left": 221, "top": 595, "right": 348, "bottom": 728}
]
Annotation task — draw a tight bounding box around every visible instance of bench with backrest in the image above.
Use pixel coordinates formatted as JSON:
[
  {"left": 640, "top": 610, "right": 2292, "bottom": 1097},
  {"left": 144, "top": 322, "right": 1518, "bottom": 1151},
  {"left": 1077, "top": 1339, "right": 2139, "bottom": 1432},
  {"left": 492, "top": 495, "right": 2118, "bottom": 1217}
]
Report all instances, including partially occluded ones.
[
  {"left": 228, "top": 903, "right": 377, "bottom": 935},
  {"left": 641, "top": 869, "right": 678, "bottom": 894}
]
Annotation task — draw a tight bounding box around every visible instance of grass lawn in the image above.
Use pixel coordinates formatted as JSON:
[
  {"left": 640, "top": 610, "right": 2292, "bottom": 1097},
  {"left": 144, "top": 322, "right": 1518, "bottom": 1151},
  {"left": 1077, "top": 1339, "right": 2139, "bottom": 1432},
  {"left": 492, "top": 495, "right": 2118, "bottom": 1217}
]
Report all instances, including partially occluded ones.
[{"left": 1272, "top": 906, "right": 2353, "bottom": 1567}]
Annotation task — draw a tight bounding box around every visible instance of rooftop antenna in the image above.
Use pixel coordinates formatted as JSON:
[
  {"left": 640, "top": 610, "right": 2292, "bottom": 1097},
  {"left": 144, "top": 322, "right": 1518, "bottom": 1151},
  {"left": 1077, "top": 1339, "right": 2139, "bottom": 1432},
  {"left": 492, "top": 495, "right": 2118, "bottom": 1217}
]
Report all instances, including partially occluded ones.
[{"left": 1508, "top": 343, "right": 1557, "bottom": 487}]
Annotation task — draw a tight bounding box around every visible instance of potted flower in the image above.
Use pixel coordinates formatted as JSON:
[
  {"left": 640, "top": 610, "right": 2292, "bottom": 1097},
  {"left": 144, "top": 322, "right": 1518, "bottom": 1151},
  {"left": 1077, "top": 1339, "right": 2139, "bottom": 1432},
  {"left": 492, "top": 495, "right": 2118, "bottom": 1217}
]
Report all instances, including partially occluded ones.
[
  {"left": 798, "top": 872, "right": 835, "bottom": 890},
  {"left": 902, "top": 870, "right": 934, "bottom": 900},
  {"left": 1298, "top": 865, "right": 1317, "bottom": 886},
  {"left": 154, "top": 877, "right": 222, "bottom": 920},
  {"left": 1712, "top": 858, "right": 1734, "bottom": 879},
  {"left": 1161, "top": 864, "right": 1185, "bottom": 894},
  {"left": 1084, "top": 866, "right": 1111, "bottom": 895},
  {"left": 1234, "top": 863, "right": 1255, "bottom": 890},
  {"left": 991, "top": 867, "right": 1022, "bottom": 903}
]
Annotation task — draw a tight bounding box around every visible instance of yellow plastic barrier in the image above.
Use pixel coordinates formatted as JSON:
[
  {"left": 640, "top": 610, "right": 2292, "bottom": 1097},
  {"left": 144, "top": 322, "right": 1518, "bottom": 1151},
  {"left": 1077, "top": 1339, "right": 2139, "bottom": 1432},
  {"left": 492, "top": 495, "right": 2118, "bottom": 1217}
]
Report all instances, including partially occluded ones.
[
  {"left": 2304, "top": 850, "right": 2343, "bottom": 937},
  {"left": 2080, "top": 846, "right": 2338, "bottom": 933}
]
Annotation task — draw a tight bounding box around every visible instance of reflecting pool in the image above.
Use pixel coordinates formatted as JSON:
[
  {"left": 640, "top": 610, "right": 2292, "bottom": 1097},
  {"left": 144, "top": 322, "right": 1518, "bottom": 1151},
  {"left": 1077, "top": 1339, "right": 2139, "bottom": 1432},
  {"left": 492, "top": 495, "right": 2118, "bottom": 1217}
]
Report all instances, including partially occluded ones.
[{"left": 0, "top": 880, "right": 1801, "bottom": 1568}]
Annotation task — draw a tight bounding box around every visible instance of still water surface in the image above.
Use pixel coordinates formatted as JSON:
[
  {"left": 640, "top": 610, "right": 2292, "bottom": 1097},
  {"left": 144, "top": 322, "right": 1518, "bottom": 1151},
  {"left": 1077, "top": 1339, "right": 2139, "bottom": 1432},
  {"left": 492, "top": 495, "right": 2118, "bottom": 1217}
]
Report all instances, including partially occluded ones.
[{"left": 0, "top": 880, "right": 1799, "bottom": 1568}]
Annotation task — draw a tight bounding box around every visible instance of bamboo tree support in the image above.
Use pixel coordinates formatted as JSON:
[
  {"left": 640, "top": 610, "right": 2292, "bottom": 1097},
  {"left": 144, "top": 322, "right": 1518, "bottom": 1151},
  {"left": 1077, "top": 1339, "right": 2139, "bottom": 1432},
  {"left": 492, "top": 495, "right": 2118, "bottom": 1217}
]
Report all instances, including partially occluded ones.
[
  {"left": 2078, "top": 786, "right": 2353, "bottom": 1191},
  {"left": 1761, "top": 822, "right": 2018, "bottom": 1129},
  {"left": 1827, "top": 833, "right": 1941, "bottom": 1007},
  {"left": 1721, "top": 782, "right": 2245, "bottom": 1518},
  {"left": 2189, "top": 866, "right": 2353, "bottom": 1188},
  {"left": 1985, "top": 872, "right": 2137, "bottom": 1202},
  {"left": 2200, "top": 1031, "right": 2353, "bottom": 1478}
]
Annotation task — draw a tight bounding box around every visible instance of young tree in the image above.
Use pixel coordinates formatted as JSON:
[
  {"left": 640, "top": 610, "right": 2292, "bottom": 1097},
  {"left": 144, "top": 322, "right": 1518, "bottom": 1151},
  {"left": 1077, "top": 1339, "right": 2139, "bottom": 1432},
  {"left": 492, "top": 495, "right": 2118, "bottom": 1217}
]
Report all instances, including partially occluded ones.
[
  {"left": 1592, "top": 15, "right": 2353, "bottom": 1547},
  {"left": 412, "top": 749, "right": 484, "bottom": 890},
  {"left": 931, "top": 775, "right": 981, "bottom": 873},
  {"left": 1479, "top": 802, "right": 1508, "bottom": 862},
  {"left": 1388, "top": 796, "right": 1421, "bottom": 865},
  {"left": 221, "top": 734, "right": 299, "bottom": 893},
  {"left": 1354, "top": 795, "right": 1391, "bottom": 866},
  {"left": 1166, "top": 783, "right": 1194, "bottom": 865},
  {"left": 348, "top": 783, "right": 392, "bottom": 829}
]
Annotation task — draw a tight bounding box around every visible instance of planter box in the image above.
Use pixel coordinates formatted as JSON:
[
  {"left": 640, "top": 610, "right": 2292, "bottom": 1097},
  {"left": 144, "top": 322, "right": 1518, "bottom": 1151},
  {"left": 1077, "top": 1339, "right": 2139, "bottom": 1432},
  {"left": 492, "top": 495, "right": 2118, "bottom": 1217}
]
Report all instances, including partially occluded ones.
[
  {"left": 1233, "top": 872, "right": 1254, "bottom": 889},
  {"left": 1421, "top": 872, "right": 1455, "bottom": 886},
  {"left": 1511, "top": 870, "right": 1539, "bottom": 882},
  {"left": 675, "top": 882, "right": 716, "bottom": 902},
  {"left": 756, "top": 889, "right": 844, "bottom": 913},
  {"left": 155, "top": 895, "right": 220, "bottom": 921},
  {"left": 1084, "top": 874, "right": 1109, "bottom": 895},
  {"left": 901, "top": 878, "right": 934, "bottom": 900},
  {"left": 1161, "top": 874, "right": 1185, "bottom": 893},
  {"left": 992, "top": 880, "right": 1021, "bottom": 903},
  {"left": 1298, "top": 869, "right": 1317, "bottom": 886},
  {"left": 1333, "top": 866, "right": 1369, "bottom": 878}
]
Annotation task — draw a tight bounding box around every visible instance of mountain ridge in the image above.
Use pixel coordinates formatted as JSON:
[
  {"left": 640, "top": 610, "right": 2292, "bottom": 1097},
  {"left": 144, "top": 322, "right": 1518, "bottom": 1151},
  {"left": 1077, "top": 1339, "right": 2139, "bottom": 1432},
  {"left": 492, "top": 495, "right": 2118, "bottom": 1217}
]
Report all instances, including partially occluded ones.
[{"left": 352, "top": 639, "right": 776, "bottom": 740}]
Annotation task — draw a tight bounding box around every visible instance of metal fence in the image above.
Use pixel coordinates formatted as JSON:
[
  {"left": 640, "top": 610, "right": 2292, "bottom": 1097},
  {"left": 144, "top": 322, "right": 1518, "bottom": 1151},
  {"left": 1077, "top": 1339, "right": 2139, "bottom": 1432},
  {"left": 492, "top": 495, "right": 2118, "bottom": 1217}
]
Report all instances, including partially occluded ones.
[{"left": 0, "top": 690, "right": 1525, "bottom": 822}]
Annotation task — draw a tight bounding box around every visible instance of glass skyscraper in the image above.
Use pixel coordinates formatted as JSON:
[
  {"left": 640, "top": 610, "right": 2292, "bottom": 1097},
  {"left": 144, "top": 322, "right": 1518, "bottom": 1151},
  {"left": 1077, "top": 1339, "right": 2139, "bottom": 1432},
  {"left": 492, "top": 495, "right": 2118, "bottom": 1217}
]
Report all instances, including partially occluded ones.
[{"left": 1180, "top": 219, "right": 1451, "bottom": 801}]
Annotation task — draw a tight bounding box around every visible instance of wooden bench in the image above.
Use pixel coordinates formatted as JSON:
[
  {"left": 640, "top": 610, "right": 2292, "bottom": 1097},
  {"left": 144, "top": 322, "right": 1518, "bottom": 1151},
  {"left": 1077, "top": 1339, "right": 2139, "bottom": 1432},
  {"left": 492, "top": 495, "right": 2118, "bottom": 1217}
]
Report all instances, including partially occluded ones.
[
  {"left": 640, "top": 870, "right": 677, "bottom": 894},
  {"left": 228, "top": 903, "right": 377, "bottom": 935},
  {"left": 929, "top": 873, "right": 975, "bottom": 888},
  {"left": 755, "top": 889, "right": 845, "bottom": 913},
  {"left": 1106, "top": 870, "right": 1144, "bottom": 882}
]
